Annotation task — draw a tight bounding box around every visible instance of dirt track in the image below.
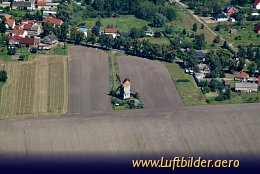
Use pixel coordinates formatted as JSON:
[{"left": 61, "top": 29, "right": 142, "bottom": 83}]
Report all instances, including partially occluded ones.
[
  {"left": 68, "top": 46, "right": 111, "bottom": 115},
  {"left": 118, "top": 56, "right": 183, "bottom": 111}
]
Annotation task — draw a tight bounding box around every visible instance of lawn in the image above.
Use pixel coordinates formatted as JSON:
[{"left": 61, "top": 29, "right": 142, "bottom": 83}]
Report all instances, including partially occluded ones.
[
  {"left": 84, "top": 15, "right": 150, "bottom": 32},
  {"left": 206, "top": 92, "right": 260, "bottom": 105},
  {"left": 164, "top": 61, "right": 207, "bottom": 106},
  {"left": 49, "top": 45, "right": 68, "bottom": 55},
  {"left": 139, "top": 37, "right": 171, "bottom": 45},
  {"left": 0, "top": 55, "right": 68, "bottom": 119},
  {"left": 0, "top": 47, "right": 12, "bottom": 61},
  {"left": 166, "top": 4, "right": 221, "bottom": 45},
  {"left": 208, "top": 21, "right": 260, "bottom": 47}
]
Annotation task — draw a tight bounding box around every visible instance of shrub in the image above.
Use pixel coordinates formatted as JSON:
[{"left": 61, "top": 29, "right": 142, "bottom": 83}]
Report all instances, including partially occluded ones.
[{"left": 0, "top": 70, "right": 7, "bottom": 82}]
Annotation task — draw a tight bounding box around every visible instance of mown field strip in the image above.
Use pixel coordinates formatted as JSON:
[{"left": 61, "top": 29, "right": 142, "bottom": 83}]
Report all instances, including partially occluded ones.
[{"left": 0, "top": 55, "right": 68, "bottom": 119}]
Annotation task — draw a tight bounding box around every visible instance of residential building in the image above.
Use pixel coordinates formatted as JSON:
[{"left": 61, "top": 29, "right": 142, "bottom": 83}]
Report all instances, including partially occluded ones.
[
  {"left": 104, "top": 28, "right": 118, "bottom": 38},
  {"left": 235, "top": 83, "right": 258, "bottom": 93},
  {"left": 11, "top": 1, "right": 35, "bottom": 10},
  {"left": 253, "top": 0, "right": 260, "bottom": 9},
  {"left": 212, "top": 14, "right": 229, "bottom": 21},
  {"left": 8, "top": 35, "right": 22, "bottom": 46},
  {"left": 234, "top": 72, "right": 249, "bottom": 82},
  {"left": 224, "top": 4, "right": 237, "bottom": 15},
  {"left": 145, "top": 28, "right": 154, "bottom": 37},
  {"left": 5, "top": 18, "right": 15, "bottom": 29},
  {"left": 20, "top": 37, "right": 40, "bottom": 47},
  {"left": 12, "top": 28, "right": 28, "bottom": 38},
  {"left": 44, "top": 17, "right": 63, "bottom": 27},
  {"left": 42, "top": 33, "right": 58, "bottom": 45}
]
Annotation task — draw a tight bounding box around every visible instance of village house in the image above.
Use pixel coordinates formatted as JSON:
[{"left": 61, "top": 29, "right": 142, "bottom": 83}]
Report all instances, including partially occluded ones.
[
  {"left": 212, "top": 14, "right": 229, "bottom": 22},
  {"left": 224, "top": 4, "right": 237, "bottom": 15},
  {"left": 16, "top": 20, "right": 43, "bottom": 36},
  {"left": 258, "top": 76, "right": 260, "bottom": 86},
  {"left": 253, "top": 0, "right": 260, "bottom": 9},
  {"left": 43, "top": 10, "right": 57, "bottom": 17},
  {"left": 11, "top": 1, "right": 35, "bottom": 10},
  {"left": 41, "top": 33, "right": 58, "bottom": 45},
  {"left": 38, "top": 43, "right": 52, "bottom": 50},
  {"left": 44, "top": 17, "right": 63, "bottom": 27},
  {"left": 12, "top": 28, "right": 28, "bottom": 38},
  {"left": 145, "top": 28, "right": 154, "bottom": 37},
  {"left": 77, "top": 27, "right": 88, "bottom": 38},
  {"left": 235, "top": 82, "right": 258, "bottom": 93},
  {"left": 104, "top": 28, "right": 118, "bottom": 39},
  {"left": 198, "top": 63, "right": 211, "bottom": 74},
  {"left": 254, "top": 25, "right": 260, "bottom": 34},
  {"left": 234, "top": 72, "right": 249, "bottom": 82},
  {"left": 5, "top": 18, "right": 15, "bottom": 29},
  {"left": 8, "top": 35, "right": 22, "bottom": 46},
  {"left": 20, "top": 37, "right": 40, "bottom": 47},
  {"left": 120, "top": 78, "right": 131, "bottom": 100}
]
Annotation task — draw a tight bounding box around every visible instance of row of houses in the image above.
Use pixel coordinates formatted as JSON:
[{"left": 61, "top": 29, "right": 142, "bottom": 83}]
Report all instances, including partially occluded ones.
[
  {"left": 10, "top": 0, "right": 59, "bottom": 11},
  {"left": 2, "top": 13, "right": 63, "bottom": 49}
]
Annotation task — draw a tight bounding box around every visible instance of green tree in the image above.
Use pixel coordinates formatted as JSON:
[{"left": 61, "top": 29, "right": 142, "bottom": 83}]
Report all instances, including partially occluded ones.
[
  {"left": 0, "top": 18, "right": 6, "bottom": 33},
  {"left": 0, "top": 70, "right": 7, "bottom": 82},
  {"left": 43, "top": 22, "right": 53, "bottom": 36},
  {"left": 70, "top": 29, "right": 84, "bottom": 45},
  {"left": 213, "top": 35, "right": 220, "bottom": 43},
  {"left": 152, "top": 13, "right": 166, "bottom": 27},
  {"left": 192, "top": 23, "right": 198, "bottom": 32}
]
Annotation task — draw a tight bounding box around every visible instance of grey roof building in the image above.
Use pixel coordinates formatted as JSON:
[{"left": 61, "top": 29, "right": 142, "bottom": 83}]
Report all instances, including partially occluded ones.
[{"left": 235, "top": 83, "right": 258, "bottom": 93}]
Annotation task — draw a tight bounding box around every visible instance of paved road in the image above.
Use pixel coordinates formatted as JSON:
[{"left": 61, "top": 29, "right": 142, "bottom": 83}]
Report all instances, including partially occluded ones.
[{"left": 0, "top": 47, "right": 259, "bottom": 159}]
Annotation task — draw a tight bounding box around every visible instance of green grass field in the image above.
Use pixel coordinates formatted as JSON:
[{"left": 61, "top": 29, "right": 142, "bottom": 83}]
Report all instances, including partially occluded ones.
[
  {"left": 0, "top": 47, "right": 12, "bottom": 61},
  {"left": 0, "top": 55, "right": 68, "bottom": 119},
  {"left": 164, "top": 61, "right": 207, "bottom": 106},
  {"left": 166, "top": 4, "right": 221, "bottom": 45},
  {"left": 139, "top": 37, "right": 171, "bottom": 45},
  {"left": 84, "top": 16, "right": 150, "bottom": 32},
  {"left": 208, "top": 22, "right": 260, "bottom": 47}
]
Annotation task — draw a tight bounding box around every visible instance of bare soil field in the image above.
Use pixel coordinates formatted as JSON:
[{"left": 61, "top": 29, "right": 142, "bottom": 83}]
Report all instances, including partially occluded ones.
[
  {"left": 0, "top": 55, "right": 68, "bottom": 119},
  {"left": 68, "top": 46, "right": 111, "bottom": 115},
  {"left": 118, "top": 56, "right": 183, "bottom": 111},
  {"left": 0, "top": 108, "right": 259, "bottom": 158}
]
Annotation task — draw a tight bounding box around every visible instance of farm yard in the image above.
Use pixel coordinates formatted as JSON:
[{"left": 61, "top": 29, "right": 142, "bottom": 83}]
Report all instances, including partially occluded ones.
[{"left": 0, "top": 55, "right": 68, "bottom": 119}]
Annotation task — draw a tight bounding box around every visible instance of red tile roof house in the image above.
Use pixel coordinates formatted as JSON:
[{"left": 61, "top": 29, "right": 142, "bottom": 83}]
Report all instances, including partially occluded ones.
[
  {"left": 12, "top": 28, "right": 28, "bottom": 38},
  {"left": 20, "top": 37, "right": 40, "bottom": 47},
  {"left": 44, "top": 17, "right": 63, "bottom": 27},
  {"left": 104, "top": 28, "right": 118, "bottom": 38},
  {"left": 5, "top": 18, "right": 15, "bottom": 29},
  {"left": 8, "top": 36, "right": 22, "bottom": 45},
  {"left": 253, "top": 0, "right": 260, "bottom": 9},
  {"left": 224, "top": 5, "right": 237, "bottom": 15},
  {"left": 255, "top": 25, "right": 260, "bottom": 34},
  {"left": 234, "top": 72, "right": 250, "bottom": 82}
]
